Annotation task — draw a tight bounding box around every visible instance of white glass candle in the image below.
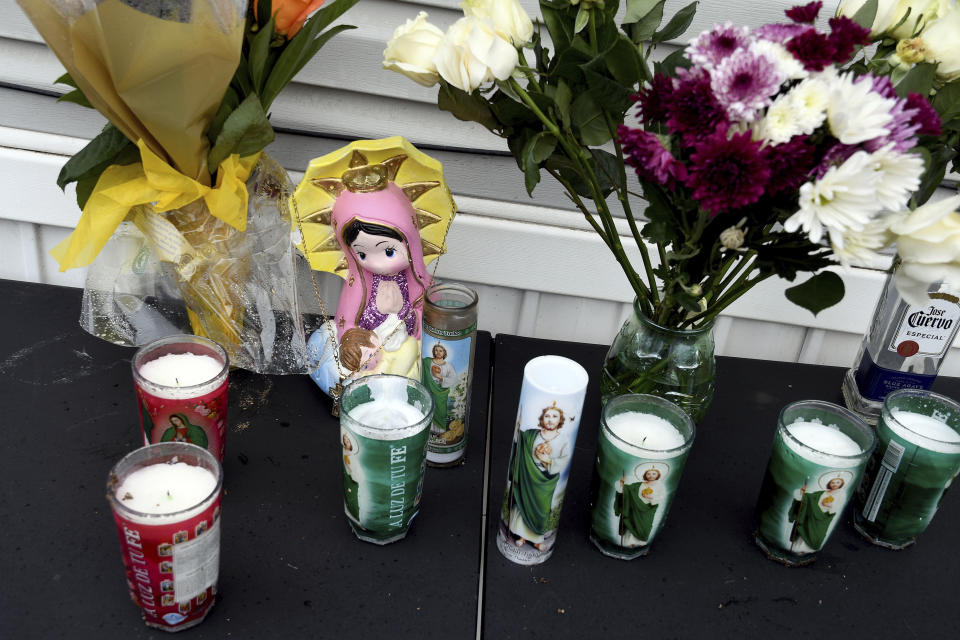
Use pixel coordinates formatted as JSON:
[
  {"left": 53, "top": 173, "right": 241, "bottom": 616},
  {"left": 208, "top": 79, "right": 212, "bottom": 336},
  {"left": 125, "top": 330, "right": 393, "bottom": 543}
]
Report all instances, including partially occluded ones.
[
  {"left": 115, "top": 462, "right": 218, "bottom": 518},
  {"left": 606, "top": 411, "right": 685, "bottom": 457},
  {"left": 784, "top": 421, "right": 863, "bottom": 468},
  {"left": 138, "top": 353, "right": 224, "bottom": 393},
  {"left": 888, "top": 409, "right": 960, "bottom": 454}
]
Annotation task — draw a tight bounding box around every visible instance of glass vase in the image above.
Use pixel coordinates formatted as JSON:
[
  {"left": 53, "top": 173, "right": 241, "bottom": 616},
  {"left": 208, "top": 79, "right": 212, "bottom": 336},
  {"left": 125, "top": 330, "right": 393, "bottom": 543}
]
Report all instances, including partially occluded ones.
[{"left": 600, "top": 300, "right": 716, "bottom": 423}]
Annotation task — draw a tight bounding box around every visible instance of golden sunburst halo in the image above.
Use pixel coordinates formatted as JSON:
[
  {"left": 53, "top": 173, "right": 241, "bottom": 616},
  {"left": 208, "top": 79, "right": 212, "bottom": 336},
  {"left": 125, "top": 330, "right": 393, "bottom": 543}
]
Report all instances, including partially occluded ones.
[{"left": 290, "top": 136, "right": 457, "bottom": 278}]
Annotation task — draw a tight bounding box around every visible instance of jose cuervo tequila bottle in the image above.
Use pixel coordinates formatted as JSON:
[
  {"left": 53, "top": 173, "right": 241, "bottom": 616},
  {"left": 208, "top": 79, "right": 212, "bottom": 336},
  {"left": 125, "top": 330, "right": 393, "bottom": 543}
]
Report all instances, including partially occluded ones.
[{"left": 843, "top": 266, "right": 960, "bottom": 423}]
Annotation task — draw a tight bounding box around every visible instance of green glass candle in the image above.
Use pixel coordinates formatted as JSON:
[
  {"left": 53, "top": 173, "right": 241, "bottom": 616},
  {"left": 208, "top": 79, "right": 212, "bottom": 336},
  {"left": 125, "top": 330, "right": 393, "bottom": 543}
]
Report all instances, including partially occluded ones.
[
  {"left": 854, "top": 389, "right": 960, "bottom": 549},
  {"left": 754, "top": 401, "right": 875, "bottom": 566},
  {"left": 589, "top": 394, "right": 695, "bottom": 560}
]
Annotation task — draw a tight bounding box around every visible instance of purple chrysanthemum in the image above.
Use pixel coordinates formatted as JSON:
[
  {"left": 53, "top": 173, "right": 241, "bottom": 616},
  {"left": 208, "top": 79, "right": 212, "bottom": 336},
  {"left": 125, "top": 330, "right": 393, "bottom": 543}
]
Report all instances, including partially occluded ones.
[
  {"left": 685, "top": 22, "right": 751, "bottom": 69},
  {"left": 685, "top": 129, "right": 770, "bottom": 216},
  {"left": 785, "top": 2, "right": 822, "bottom": 24},
  {"left": 710, "top": 47, "right": 784, "bottom": 122},
  {"left": 619, "top": 126, "right": 687, "bottom": 186},
  {"left": 815, "top": 143, "right": 859, "bottom": 179},
  {"left": 786, "top": 28, "right": 836, "bottom": 71},
  {"left": 666, "top": 68, "right": 726, "bottom": 145},
  {"left": 763, "top": 135, "right": 817, "bottom": 195},
  {"left": 861, "top": 76, "right": 920, "bottom": 153},
  {"left": 634, "top": 74, "right": 674, "bottom": 126},
  {"left": 755, "top": 23, "right": 810, "bottom": 44},
  {"left": 828, "top": 17, "right": 871, "bottom": 64},
  {"left": 905, "top": 92, "right": 942, "bottom": 136}
]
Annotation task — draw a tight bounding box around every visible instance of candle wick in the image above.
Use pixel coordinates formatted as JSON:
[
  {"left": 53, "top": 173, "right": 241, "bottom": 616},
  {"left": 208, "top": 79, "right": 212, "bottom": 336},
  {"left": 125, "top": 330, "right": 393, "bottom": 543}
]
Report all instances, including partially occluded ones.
[
  {"left": 122, "top": 492, "right": 133, "bottom": 501},
  {"left": 175, "top": 377, "right": 179, "bottom": 386},
  {"left": 166, "top": 490, "right": 171, "bottom": 499}
]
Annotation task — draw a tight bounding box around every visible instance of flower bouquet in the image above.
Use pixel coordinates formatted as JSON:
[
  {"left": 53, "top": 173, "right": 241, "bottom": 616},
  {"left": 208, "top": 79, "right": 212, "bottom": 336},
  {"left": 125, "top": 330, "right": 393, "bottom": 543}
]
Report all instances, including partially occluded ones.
[
  {"left": 17, "top": 0, "right": 358, "bottom": 373},
  {"left": 385, "top": 0, "right": 960, "bottom": 417}
]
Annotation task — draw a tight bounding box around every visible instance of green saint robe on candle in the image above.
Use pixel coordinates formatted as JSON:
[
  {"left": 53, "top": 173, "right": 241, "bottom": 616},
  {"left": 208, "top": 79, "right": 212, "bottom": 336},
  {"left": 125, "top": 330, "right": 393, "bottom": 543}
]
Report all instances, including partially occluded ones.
[
  {"left": 615, "top": 482, "right": 658, "bottom": 541},
  {"left": 789, "top": 490, "right": 834, "bottom": 550},
  {"left": 422, "top": 357, "right": 450, "bottom": 430},
  {"left": 511, "top": 429, "right": 560, "bottom": 535}
]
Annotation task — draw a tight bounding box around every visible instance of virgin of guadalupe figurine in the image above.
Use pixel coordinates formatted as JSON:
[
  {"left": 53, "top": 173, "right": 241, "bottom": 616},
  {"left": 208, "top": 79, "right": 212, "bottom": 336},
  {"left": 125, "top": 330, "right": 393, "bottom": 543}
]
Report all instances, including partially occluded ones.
[{"left": 291, "top": 138, "right": 456, "bottom": 404}]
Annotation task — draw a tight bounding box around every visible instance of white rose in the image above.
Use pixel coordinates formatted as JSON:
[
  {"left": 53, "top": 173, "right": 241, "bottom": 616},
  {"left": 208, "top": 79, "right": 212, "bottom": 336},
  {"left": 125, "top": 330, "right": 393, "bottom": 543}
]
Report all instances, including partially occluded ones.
[
  {"left": 888, "top": 0, "right": 953, "bottom": 40},
  {"left": 383, "top": 12, "right": 446, "bottom": 87},
  {"left": 461, "top": 0, "right": 534, "bottom": 45},
  {"left": 918, "top": 5, "right": 960, "bottom": 81},
  {"left": 434, "top": 17, "right": 519, "bottom": 93},
  {"left": 889, "top": 193, "right": 960, "bottom": 304},
  {"left": 836, "top": 0, "right": 904, "bottom": 36}
]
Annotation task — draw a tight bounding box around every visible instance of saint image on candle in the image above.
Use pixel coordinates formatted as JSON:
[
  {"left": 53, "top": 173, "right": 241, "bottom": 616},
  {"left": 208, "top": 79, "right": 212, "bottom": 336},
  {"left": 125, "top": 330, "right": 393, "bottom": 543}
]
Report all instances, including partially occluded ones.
[
  {"left": 615, "top": 462, "right": 670, "bottom": 547},
  {"left": 423, "top": 341, "right": 460, "bottom": 441},
  {"left": 505, "top": 404, "right": 571, "bottom": 551},
  {"left": 160, "top": 413, "right": 209, "bottom": 449},
  {"left": 341, "top": 430, "right": 364, "bottom": 524},
  {"left": 788, "top": 471, "right": 853, "bottom": 554}
]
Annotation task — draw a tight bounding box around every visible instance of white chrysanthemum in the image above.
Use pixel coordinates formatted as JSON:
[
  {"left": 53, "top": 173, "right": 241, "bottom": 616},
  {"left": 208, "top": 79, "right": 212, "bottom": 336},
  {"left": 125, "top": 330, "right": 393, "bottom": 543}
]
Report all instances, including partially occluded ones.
[
  {"left": 751, "top": 39, "right": 807, "bottom": 81},
  {"left": 831, "top": 219, "right": 893, "bottom": 268},
  {"left": 784, "top": 151, "right": 882, "bottom": 246},
  {"left": 755, "top": 94, "right": 805, "bottom": 144},
  {"left": 788, "top": 77, "right": 829, "bottom": 134},
  {"left": 824, "top": 72, "right": 896, "bottom": 144},
  {"left": 869, "top": 145, "right": 925, "bottom": 211}
]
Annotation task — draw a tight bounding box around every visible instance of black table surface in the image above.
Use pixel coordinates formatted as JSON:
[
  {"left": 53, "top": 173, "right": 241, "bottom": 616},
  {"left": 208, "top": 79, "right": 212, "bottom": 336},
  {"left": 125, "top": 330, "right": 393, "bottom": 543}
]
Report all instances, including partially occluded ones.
[
  {"left": 483, "top": 334, "right": 960, "bottom": 639},
  {"left": 0, "top": 279, "right": 491, "bottom": 639}
]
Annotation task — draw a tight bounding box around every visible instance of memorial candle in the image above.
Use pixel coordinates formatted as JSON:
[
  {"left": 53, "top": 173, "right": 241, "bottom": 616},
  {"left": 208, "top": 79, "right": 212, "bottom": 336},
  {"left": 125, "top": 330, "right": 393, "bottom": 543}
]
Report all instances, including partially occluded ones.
[
  {"left": 107, "top": 443, "right": 223, "bottom": 632},
  {"left": 590, "top": 395, "right": 695, "bottom": 560},
  {"left": 339, "top": 375, "right": 434, "bottom": 545},
  {"left": 855, "top": 389, "right": 960, "bottom": 549},
  {"left": 754, "top": 401, "right": 874, "bottom": 566},
  {"left": 133, "top": 335, "right": 229, "bottom": 460}
]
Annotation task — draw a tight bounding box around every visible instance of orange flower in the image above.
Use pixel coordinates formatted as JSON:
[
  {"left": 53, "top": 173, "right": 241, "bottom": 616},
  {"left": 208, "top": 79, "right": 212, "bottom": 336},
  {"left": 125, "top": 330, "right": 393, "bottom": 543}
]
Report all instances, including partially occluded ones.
[{"left": 258, "top": 0, "right": 326, "bottom": 38}]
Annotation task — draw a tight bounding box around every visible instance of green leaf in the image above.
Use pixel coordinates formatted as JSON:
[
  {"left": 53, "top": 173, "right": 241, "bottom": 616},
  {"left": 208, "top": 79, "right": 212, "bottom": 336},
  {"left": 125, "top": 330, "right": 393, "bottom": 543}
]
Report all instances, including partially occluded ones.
[
  {"left": 553, "top": 80, "right": 573, "bottom": 130},
  {"left": 541, "top": 5, "right": 573, "bottom": 53},
  {"left": 625, "top": 0, "right": 665, "bottom": 43},
  {"left": 57, "top": 124, "right": 133, "bottom": 191},
  {"left": 652, "top": 1, "right": 698, "bottom": 45},
  {"left": 571, "top": 93, "right": 612, "bottom": 145},
  {"left": 912, "top": 143, "right": 957, "bottom": 206},
  {"left": 522, "top": 132, "right": 558, "bottom": 195},
  {"left": 851, "top": 0, "right": 879, "bottom": 31},
  {"left": 438, "top": 83, "right": 499, "bottom": 131},
  {"left": 208, "top": 88, "right": 240, "bottom": 149},
  {"left": 574, "top": 7, "right": 590, "bottom": 34},
  {"left": 57, "top": 90, "right": 94, "bottom": 109},
  {"left": 208, "top": 94, "right": 275, "bottom": 170},
  {"left": 584, "top": 68, "right": 633, "bottom": 116},
  {"left": 784, "top": 271, "right": 845, "bottom": 316},
  {"left": 605, "top": 35, "right": 644, "bottom": 86},
  {"left": 257, "top": 0, "right": 273, "bottom": 30},
  {"left": 624, "top": 0, "right": 664, "bottom": 24},
  {"left": 654, "top": 48, "right": 692, "bottom": 76},
  {"left": 248, "top": 13, "right": 276, "bottom": 95},
  {"left": 933, "top": 78, "right": 960, "bottom": 121},
  {"left": 259, "top": 0, "right": 360, "bottom": 109},
  {"left": 895, "top": 62, "right": 937, "bottom": 98},
  {"left": 54, "top": 73, "right": 77, "bottom": 88}
]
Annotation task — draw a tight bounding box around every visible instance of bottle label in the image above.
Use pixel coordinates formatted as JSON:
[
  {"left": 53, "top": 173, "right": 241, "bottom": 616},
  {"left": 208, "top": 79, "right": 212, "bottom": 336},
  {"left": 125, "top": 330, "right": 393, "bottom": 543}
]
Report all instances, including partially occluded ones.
[
  {"left": 887, "top": 294, "right": 960, "bottom": 359},
  {"left": 854, "top": 352, "right": 936, "bottom": 401}
]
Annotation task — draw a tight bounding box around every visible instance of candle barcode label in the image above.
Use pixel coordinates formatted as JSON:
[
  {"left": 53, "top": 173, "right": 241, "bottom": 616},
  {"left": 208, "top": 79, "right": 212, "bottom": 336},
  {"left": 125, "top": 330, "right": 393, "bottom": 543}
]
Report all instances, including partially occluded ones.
[
  {"left": 862, "top": 440, "right": 906, "bottom": 522},
  {"left": 173, "top": 519, "right": 220, "bottom": 603}
]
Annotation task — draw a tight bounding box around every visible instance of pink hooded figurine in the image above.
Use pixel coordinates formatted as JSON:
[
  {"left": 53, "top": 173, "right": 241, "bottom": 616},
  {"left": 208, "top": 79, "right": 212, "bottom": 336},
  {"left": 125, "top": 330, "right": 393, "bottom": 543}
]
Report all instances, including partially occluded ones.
[{"left": 292, "top": 138, "right": 456, "bottom": 402}]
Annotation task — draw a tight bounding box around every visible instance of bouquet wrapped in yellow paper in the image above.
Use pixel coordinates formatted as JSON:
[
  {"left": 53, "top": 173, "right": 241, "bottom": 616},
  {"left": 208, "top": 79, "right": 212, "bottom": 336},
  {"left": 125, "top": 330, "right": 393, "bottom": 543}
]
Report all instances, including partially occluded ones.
[{"left": 17, "top": 0, "right": 358, "bottom": 373}]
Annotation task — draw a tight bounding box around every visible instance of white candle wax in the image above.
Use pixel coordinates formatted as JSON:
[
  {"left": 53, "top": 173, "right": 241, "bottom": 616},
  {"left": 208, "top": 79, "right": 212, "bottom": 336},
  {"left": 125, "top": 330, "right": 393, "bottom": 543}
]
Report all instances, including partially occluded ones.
[
  {"left": 607, "top": 411, "right": 685, "bottom": 459},
  {"left": 139, "top": 353, "right": 224, "bottom": 389},
  {"left": 785, "top": 421, "right": 862, "bottom": 468},
  {"left": 888, "top": 409, "right": 960, "bottom": 454},
  {"left": 349, "top": 399, "right": 426, "bottom": 439},
  {"left": 116, "top": 462, "right": 217, "bottom": 517}
]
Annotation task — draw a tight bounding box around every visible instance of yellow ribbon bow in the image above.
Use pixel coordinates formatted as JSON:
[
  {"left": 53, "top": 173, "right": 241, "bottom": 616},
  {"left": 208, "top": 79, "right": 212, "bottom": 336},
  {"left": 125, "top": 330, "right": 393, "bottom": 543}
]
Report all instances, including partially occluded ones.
[{"left": 50, "top": 140, "right": 261, "bottom": 271}]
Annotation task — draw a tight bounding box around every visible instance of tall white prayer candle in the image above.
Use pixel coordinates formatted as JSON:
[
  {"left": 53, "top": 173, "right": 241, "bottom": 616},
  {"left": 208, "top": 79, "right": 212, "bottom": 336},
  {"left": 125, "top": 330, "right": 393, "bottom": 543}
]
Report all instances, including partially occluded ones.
[{"left": 133, "top": 335, "right": 230, "bottom": 461}]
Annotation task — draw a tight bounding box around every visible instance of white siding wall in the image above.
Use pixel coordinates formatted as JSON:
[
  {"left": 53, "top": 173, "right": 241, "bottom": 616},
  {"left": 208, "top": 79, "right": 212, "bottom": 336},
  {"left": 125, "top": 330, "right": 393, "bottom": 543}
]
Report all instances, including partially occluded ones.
[{"left": 3, "top": 0, "right": 960, "bottom": 375}]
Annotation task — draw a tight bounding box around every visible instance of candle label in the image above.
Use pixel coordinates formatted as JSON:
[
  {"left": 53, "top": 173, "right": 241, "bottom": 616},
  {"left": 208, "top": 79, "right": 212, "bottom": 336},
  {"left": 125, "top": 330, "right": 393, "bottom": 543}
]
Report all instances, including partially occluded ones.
[
  {"left": 589, "top": 431, "right": 689, "bottom": 551},
  {"left": 111, "top": 497, "right": 221, "bottom": 630},
  {"left": 497, "top": 400, "right": 582, "bottom": 565},
  {"left": 755, "top": 431, "right": 864, "bottom": 557},
  {"left": 887, "top": 297, "right": 960, "bottom": 359},
  {"left": 855, "top": 417, "right": 960, "bottom": 545},
  {"left": 421, "top": 321, "right": 477, "bottom": 459},
  {"left": 137, "top": 381, "right": 228, "bottom": 461},
  {"left": 340, "top": 424, "right": 430, "bottom": 542}
]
